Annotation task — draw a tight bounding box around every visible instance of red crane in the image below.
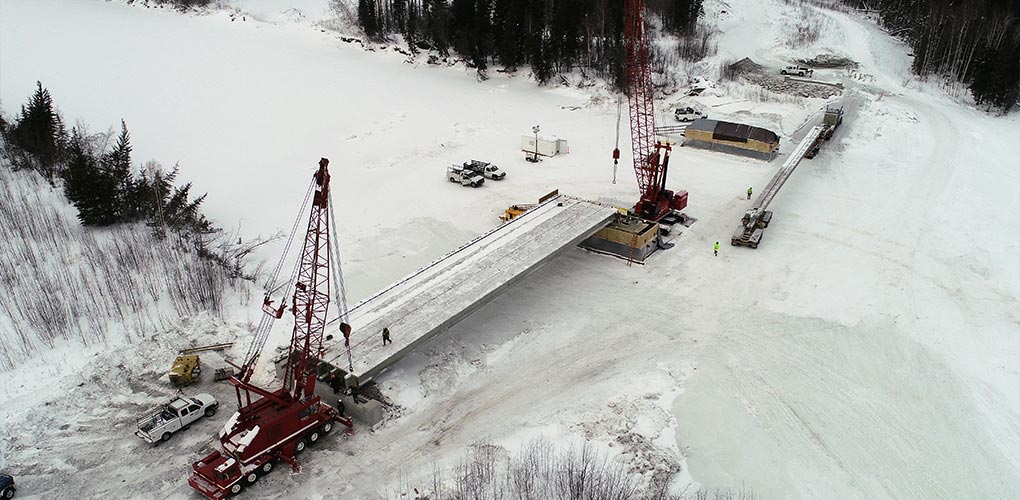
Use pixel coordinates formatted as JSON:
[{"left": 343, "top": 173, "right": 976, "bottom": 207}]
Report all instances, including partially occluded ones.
[
  {"left": 620, "top": 0, "right": 688, "bottom": 221},
  {"left": 188, "top": 158, "right": 354, "bottom": 500}
]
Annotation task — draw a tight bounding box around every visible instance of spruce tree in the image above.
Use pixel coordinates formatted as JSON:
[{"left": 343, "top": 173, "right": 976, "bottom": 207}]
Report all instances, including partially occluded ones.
[
  {"left": 406, "top": 1, "right": 420, "bottom": 53},
  {"left": 101, "top": 120, "right": 137, "bottom": 221},
  {"left": 392, "top": 0, "right": 408, "bottom": 36},
  {"left": 429, "top": 0, "right": 453, "bottom": 55},
  {"left": 359, "top": 0, "right": 379, "bottom": 39},
  {"left": 63, "top": 130, "right": 117, "bottom": 226},
  {"left": 12, "top": 82, "right": 66, "bottom": 179}
]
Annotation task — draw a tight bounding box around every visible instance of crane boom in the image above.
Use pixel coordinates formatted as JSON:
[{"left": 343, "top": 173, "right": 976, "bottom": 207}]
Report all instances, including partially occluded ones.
[
  {"left": 623, "top": 0, "right": 688, "bottom": 221},
  {"left": 283, "top": 158, "right": 332, "bottom": 400}
]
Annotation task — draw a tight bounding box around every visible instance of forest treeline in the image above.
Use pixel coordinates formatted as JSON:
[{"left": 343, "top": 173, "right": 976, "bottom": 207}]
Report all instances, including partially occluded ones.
[
  {"left": 846, "top": 0, "right": 1020, "bottom": 110},
  {"left": 352, "top": 0, "right": 705, "bottom": 85},
  {"left": 353, "top": 0, "right": 1017, "bottom": 111},
  {"left": 0, "top": 82, "right": 212, "bottom": 233}
]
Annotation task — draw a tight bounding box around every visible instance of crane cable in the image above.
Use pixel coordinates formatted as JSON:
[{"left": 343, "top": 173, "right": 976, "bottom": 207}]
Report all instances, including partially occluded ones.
[
  {"left": 240, "top": 176, "right": 316, "bottom": 372},
  {"left": 326, "top": 193, "right": 354, "bottom": 372},
  {"left": 613, "top": 95, "right": 623, "bottom": 184},
  {"left": 264, "top": 179, "right": 316, "bottom": 295}
]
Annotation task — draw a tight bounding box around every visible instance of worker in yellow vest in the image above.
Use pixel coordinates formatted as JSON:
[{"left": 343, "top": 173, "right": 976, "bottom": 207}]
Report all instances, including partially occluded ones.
[
  {"left": 747, "top": 186, "right": 753, "bottom": 200},
  {"left": 714, "top": 241, "right": 720, "bottom": 256}
]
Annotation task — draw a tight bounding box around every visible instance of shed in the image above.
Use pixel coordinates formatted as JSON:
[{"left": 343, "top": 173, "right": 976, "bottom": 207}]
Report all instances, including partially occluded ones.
[
  {"left": 521, "top": 135, "right": 568, "bottom": 157},
  {"left": 683, "top": 119, "right": 780, "bottom": 161}
]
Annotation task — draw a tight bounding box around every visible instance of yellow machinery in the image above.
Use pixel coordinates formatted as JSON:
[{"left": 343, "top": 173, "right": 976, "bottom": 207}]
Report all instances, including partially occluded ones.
[
  {"left": 500, "top": 203, "right": 536, "bottom": 222},
  {"left": 500, "top": 189, "right": 560, "bottom": 222},
  {"left": 169, "top": 355, "right": 201, "bottom": 386}
]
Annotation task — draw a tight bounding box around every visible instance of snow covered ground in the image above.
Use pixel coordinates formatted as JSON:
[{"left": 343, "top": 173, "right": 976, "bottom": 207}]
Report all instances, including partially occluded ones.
[{"left": 1, "top": 0, "right": 1018, "bottom": 499}]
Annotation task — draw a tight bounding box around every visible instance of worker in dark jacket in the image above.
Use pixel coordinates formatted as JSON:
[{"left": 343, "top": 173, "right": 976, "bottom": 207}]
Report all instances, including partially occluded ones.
[
  {"left": 329, "top": 372, "right": 342, "bottom": 394},
  {"left": 747, "top": 186, "right": 753, "bottom": 200},
  {"left": 382, "top": 327, "right": 392, "bottom": 345}
]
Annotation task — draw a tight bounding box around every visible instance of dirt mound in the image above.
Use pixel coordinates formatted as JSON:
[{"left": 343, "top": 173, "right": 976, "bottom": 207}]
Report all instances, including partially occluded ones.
[{"left": 727, "top": 57, "right": 764, "bottom": 75}]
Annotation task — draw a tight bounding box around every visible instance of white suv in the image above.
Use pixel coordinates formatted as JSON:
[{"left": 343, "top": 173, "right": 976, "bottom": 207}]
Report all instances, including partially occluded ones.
[{"left": 674, "top": 107, "right": 707, "bottom": 122}]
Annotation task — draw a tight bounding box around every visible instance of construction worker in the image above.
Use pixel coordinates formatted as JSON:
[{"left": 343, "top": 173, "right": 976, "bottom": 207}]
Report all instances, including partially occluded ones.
[
  {"left": 747, "top": 186, "right": 753, "bottom": 200},
  {"left": 714, "top": 241, "right": 720, "bottom": 256},
  {"left": 329, "top": 372, "right": 341, "bottom": 394},
  {"left": 382, "top": 327, "right": 391, "bottom": 345}
]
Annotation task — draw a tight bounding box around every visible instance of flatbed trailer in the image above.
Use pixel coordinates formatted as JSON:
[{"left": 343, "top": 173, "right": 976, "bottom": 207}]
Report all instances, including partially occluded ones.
[
  {"left": 732, "top": 125, "right": 823, "bottom": 248},
  {"left": 804, "top": 106, "right": 844, "bottom": 159}
]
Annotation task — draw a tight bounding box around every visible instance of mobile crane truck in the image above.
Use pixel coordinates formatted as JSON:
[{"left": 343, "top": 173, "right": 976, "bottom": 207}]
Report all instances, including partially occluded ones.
[{"left": 188, "top": 159, "right": 354, "bottom": 498}]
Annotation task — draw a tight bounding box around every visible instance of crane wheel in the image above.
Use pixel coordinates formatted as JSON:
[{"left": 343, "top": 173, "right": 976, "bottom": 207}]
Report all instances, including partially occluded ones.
[
  {"left": 294, "top": 439, "right": 307, "bottom": 454},
  {"left": 322, "top": 422, "right": 333, "bottom": 434},
  {"left": 308, "top": 431, "right": 321, "bottom": 445},
  {"left": 229, "top": 482, "right": 244, "bottom": 496},
  {"left": 244, "top": 472, "right": 258, "bottom": 485},
  {"left": 260, "top": 461, "right": 274, "bottom": 475}
]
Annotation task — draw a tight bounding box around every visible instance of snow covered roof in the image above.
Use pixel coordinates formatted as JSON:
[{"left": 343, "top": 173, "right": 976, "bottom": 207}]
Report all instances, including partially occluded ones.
[{"left": 686, "top": 119, "right": 779, "bottom": 144}]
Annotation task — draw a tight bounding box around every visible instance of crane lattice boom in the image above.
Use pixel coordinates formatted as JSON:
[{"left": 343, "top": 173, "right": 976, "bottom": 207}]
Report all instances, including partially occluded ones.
[
  {"left": 284, "top": 159, "right": 332, "bottom": 401},
  {"left": 624, "top": 0, "right": 688, "bottom": 220}
]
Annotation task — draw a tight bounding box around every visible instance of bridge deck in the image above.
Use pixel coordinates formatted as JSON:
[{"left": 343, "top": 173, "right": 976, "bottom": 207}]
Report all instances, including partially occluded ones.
[{"left": 321, "top": 194, "right": 616, "bottom": 386}]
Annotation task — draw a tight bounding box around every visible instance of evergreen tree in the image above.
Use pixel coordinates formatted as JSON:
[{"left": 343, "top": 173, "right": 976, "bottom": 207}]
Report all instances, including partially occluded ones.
[
  {"left": 137, "top": 163, "right": 211, "bottom": 235},
  {"left": 393, "top": 0, "right": 408, "bottom": 36},
  {"left": 100, "top": 120, "right": 138, "bottom": 221},
  {"left": 62, "top": 129, "right": 118, "bottom": 226},
  {"left": 452, "top": 0, "right": 476, "bottom": 59},
  {"left": 406, "top": 0, "right": 421, "bottom": 53},
  {"left": 473, "top": 0, "right": 493, "bottom": 70},
  {"left": 165, "top": 182, "right": 212, "bottom": 233},
  {"left": 358, "top": 0, "right": 379, "bottom": 39},
  {"left": 492, "top": 0, "right": 524, "bottom": 70},
  {"left": 428, "top": 0, "right": 454, "bottom": 56},
  {"left": 11, "top": 82, "right": 66, "bottom": 180},
  {"left": 530, "top": 34, "right": 553, "bottom": 84}
]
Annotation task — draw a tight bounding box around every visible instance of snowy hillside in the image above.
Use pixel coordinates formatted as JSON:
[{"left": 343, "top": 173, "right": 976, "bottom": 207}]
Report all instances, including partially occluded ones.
[{"left": 1, "top": 0, "right": 1018, "bottom": 499}]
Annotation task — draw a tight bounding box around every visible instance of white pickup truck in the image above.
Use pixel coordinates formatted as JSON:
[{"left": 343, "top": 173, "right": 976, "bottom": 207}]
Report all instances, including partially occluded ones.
[
  {"left": 463, "top": 160, "right": 506, "bottom": 180},
  {"left": 447, "top": 165, "right": 485, "bottom": 187},
  {"left": 780, "top": 65, "right": 814, "bottom": 77},
  {"left": 136, "top": 394, "right": 218, "bottom": 444}
]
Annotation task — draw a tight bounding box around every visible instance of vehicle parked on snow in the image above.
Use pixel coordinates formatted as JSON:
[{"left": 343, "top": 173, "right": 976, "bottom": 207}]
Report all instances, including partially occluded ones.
[
  {"left": 0, "top": 473, "right": 15, "bottom": 499},
  {"left": 780, "top": 65, "right": 813, "bottom": 77},
  {"left": 674, "top": 107, "right": 707, "bottom": 122},
  {"left": 463, "top": 160, "right": 506, "bottom": 180},
  {"left": 136, "top": 394, "right": 218, "bottom": 444},
  {"left": 447, "top": 165, "right": 485, "bottom": 187}
]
